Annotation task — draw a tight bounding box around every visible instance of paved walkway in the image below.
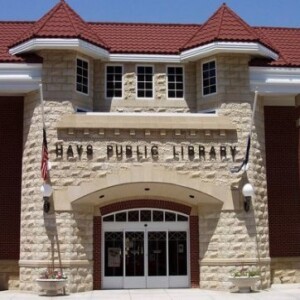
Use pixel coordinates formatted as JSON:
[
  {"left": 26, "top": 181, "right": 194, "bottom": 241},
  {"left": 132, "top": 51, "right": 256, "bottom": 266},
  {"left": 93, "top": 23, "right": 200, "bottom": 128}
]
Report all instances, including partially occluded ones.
[{"left": 0, "top": 285, "right": 299, "bottom": 300}]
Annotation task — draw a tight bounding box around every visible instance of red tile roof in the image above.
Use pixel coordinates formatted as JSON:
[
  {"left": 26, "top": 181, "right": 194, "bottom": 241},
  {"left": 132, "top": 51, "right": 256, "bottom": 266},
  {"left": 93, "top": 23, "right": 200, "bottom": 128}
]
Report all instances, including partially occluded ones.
[
  {"left": 90, "top": 23, "right": 200, "bottom": 54},
  {"left": 0, "top": 21, "right": 42, "bottom": 62},
  {"left": 253, "top": 27, "right": 300, "bottom": 66},
  {"left": 182, "top": 3, "right": 276, "bottom": 52},
  {"left": 10, "top": 0, "right": 108, "bottom": 50},
  {"left": 1, "top": 1, "right": 300, "bottom": 67}
]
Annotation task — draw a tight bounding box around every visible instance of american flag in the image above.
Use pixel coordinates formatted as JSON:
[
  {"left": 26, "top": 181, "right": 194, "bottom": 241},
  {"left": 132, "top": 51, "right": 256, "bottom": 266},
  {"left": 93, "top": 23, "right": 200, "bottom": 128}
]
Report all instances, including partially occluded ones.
[{"left": 41, "top": 128, "right": 49, "bottom": 181}]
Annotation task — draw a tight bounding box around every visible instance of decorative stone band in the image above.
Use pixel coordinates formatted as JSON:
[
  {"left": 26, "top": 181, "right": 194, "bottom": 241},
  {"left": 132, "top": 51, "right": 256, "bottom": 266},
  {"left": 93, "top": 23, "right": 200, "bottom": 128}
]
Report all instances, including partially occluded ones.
[
  {"left": 56, "top": 113, "right": 236, "bottom": 132},
  {"left": 200, "top": 257, "right": 271, "bottom": 266},
  {"left": 19, "top": 260, "right": 92, "bottom": 268}
]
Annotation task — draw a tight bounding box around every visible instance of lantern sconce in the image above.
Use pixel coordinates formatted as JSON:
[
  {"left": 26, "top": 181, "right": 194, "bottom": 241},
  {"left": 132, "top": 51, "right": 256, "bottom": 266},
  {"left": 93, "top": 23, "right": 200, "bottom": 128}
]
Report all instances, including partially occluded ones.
[
  {"left": 41, "top": 183, "right": 53, "bottom": 213},
  {"left": 242, "top": 183, "right": 254, "bottom": 212}
]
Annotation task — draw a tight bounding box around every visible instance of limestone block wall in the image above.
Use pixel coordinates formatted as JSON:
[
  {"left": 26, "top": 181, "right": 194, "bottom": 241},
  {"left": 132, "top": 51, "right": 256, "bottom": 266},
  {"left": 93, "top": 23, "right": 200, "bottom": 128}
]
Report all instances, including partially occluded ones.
[
  {"left": 271, "top": 258, "right": 300, "bottom": 284},
  {"left": 39, "top": 50, "right": 94, "bottom": 111},
  {"left": 0, "top": 260, "right": 19, "bottom": 290},
  {"left": 20, "top": 92, "right": 94, "bottom": 293},
  {"left": 197, "top": 54, "right": 252, "bottom": 112},
  {"left": 198, "top": 100, "right": 270, "bottom": 290}
]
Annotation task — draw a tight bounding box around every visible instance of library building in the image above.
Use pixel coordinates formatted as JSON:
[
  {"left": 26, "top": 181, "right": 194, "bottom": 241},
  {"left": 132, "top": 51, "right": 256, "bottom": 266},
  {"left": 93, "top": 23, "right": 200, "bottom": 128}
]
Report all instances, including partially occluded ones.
[{"left": 0, "top": 0, "right": 299, "bottom": 294}]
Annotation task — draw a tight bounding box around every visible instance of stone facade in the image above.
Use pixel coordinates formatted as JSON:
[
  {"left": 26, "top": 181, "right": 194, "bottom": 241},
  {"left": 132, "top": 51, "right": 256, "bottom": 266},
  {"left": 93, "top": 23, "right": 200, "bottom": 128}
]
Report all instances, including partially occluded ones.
[{"left": 12, "top": 49, "right": 297, "bottom": 293}]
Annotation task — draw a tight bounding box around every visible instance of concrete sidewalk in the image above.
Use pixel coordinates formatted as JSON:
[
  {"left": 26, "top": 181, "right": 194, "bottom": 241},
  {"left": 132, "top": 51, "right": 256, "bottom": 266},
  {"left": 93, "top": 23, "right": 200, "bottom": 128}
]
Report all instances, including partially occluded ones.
[{"left": 0, "top": 286, "right": 299, "bottom": 300}]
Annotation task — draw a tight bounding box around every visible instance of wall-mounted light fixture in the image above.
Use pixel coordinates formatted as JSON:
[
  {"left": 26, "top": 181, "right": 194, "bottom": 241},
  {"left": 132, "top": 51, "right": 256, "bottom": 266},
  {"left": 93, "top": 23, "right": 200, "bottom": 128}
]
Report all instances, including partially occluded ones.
[
  {"left": 242, "top": 183, "right": 254, "bottom": 212},
  {"left": 41, "top": 183, "right": 53, "bottom": 213}
]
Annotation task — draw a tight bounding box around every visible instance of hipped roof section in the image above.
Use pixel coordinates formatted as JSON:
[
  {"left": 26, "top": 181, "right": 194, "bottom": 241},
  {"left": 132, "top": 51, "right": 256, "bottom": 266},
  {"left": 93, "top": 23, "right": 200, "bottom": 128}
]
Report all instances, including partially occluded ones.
[
  {"left": 181, "top": 3, "right": 277, "bottom": 52},
  {"left": 2, "top": 0, "right": 300, "bottom": 66},
  {"left": 10, "top": 0, "right": 109, "bottom": 50}
]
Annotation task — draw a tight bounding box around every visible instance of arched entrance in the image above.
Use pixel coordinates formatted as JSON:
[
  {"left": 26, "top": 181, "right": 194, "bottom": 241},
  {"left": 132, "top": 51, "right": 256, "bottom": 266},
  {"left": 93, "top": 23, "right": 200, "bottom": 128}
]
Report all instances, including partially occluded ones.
[
  {"left": 102, "top": 208, "right": 189, "bottom": 289},
  {"left": 54, "top": 166, "right": 231, "bottom": 289}
]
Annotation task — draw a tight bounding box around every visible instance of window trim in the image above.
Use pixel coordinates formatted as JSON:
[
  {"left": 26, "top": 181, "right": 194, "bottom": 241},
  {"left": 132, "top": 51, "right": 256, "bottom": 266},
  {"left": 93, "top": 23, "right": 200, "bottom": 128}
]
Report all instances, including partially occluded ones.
[
  {"left": 201, "top": 59, "right": 217, "bottom": 97},
  {"left": 166, "top": 65, "right": 185, "bottom": 100},
  {"left": 76, "top": 56, "right": 89, "bottom": 96},
  {"left": 105, "top": 64, "right": 124, "bottom": 100},
  {"left": 136, "top": 65, "right": 155, "bottom": 100}
]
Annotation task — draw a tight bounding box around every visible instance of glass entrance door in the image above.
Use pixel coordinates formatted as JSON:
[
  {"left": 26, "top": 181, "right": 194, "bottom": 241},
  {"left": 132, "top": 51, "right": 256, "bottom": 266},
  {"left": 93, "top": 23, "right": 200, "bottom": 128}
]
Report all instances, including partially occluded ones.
[
  {"left": 123, "top": 231, "right": 146, "bottom": 288},
  {"left": 102, "top": 209, "right": 190, "bottom": 289}
]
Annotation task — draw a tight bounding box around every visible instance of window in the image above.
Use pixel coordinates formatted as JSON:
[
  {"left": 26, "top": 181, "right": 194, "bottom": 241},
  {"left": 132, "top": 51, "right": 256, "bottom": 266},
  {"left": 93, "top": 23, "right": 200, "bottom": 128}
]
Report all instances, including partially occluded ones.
[
  {"left": 76, "top": 58, "right": 89, "bottom": 94},
  {"left": 167, "top": 66, "right": 184, "bottom": 98},
  {"left": 106, "top": 65, "right": 123, "bottom": 98},
  {"left": 137, "top": 66, "right": 153, "bottom": 98},
  {"left": 202, "top": 60, "right": 216, "bottom": 96}
]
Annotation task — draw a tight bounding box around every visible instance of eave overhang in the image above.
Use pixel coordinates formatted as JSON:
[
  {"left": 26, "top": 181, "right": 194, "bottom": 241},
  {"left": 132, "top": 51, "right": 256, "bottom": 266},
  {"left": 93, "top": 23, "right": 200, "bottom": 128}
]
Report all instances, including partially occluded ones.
[
  {"left": 9, "top": 39, "right": 278, "bottom": 63},
  {"left": 250, "top": 66, "right": 300, "bottom": 95},
  {"left": 0, "top": 63, "right": 42, "bottom": 94},
  {"left": 9, "top": 38, "right": 110, "bottom": 60},
  {"left": 180, "top": 41, "right": 278, "bottom": 62}
]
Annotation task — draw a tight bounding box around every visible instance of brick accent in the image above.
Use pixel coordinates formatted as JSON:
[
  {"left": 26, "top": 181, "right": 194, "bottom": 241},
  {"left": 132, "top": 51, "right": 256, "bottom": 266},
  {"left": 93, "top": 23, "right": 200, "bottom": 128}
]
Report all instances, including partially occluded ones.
[
  {"left": 93, "top": 216, "right": 102, "bottom": 290},
  {"left": 297, "top": 105, "right": 300, "bottom": 188},
  {"left": 190, "top": 216, "right": 199, "bottom": 287},
  {"left": 100, "top": 199, "right": 192, "bottom": 216},
  {"left": 0, "top": 97, "right": 23, "bottom": 260},
  {"left": 264, "top": 106, "right": 300, "bottom": 257}
]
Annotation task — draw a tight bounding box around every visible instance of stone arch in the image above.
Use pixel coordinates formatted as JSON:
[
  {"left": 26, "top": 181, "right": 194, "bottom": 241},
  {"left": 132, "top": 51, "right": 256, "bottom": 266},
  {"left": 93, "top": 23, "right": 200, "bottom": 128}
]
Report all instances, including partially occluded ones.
[
  {"left": 100, "top": 199, "right": 192, "bottom": 216},
  {"left": 53, "top": 164, "right": 236, "bottom": 211}
]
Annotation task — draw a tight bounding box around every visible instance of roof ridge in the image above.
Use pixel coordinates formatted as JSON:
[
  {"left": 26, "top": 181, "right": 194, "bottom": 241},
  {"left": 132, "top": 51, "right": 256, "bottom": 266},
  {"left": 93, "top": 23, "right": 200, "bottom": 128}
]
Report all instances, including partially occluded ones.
[
  {"left": 31, "top": 1, "right": 62, "bottom": 37},
  {"left": 181, "top": 3, "right": 230, "bottom": 49},
  {"left": 223, "top": 5, "right": 260, "bottom": 41},
  {"left": 62, "top": 0, "right": 81, "bottom": 36},
  {"left": 254, "top": 25, "right": 300, "bottom": 30},
  {"left": 89, "top": 21, "right": 202, "bottom": 27},
  {"left": 0, "top": 21, "right": 35, "bottom": 24},
  {"left": 61, "top": 0, "right": 109, "bottom": 49},
  {"left": 216, "top": 4, "right": 225, "bottom": 39},
  {"left": 8, "top": 2, "right": 63, "bottom": 48}
]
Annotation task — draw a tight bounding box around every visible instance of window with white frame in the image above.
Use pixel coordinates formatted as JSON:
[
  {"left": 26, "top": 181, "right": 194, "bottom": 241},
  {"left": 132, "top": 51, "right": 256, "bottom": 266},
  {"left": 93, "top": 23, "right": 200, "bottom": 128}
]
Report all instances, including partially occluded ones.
[
  {"left": 106, "top": 65, "right": 123, "bottom": 98},
  {"left": 76, "top": 58, "right": 89, "bottom": 94},
  {"left": 167, "top": 66, "right": 184, "bottom": 98},
  {"left": 137, "top": 66, "right": 153, "bottom": 98},
  {"left": 202, "top": 60, "right": 216, "bottom": 96}
]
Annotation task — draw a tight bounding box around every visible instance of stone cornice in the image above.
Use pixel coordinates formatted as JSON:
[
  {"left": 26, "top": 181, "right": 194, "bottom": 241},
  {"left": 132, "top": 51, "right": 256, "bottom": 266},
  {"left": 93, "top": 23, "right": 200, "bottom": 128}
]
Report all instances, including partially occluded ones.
[{"left": 56, "top": 113, "right": 236, "bottom": 134}]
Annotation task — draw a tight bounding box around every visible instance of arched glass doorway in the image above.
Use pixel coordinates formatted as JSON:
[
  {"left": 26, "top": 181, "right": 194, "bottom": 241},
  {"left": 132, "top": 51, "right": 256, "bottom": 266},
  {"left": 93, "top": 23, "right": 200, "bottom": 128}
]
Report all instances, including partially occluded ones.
[{"left": 102, "top": 209, "right": 190, "bottom": 289}]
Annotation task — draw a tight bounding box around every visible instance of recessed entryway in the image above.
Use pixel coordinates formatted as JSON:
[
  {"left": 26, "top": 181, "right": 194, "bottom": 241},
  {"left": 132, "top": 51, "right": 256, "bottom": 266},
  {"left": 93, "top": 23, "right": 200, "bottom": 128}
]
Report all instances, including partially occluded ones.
[{"left": 102, "top": 209, "right": 190, "bottom": 289}]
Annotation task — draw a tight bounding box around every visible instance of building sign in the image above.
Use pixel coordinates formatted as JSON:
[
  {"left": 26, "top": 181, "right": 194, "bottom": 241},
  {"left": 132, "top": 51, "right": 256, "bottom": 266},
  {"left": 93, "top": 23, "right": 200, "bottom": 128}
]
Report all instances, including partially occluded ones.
[{"left": 55, "top": 143, "right": 237, "bottom": 162}]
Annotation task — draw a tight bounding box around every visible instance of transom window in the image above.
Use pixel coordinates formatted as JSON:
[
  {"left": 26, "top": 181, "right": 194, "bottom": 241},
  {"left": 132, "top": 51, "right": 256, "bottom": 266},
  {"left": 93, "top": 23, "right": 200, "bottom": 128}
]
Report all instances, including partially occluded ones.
[
  {"left": 106, "top": 65, "right": 123, "bottom": 98},
  {"left": 137, "top": 66, "right": 153, "bottom": 98},
  {"left": 103, "top": 209, "right": 188, "bottom": 222},
  {"left": 76, "top": 58, "right": 88, "bottom": 94},
  {"left": 167, "top": 67, "right": 184, "bottom": 98},
  {"left": 202, "top": 60, "right": 216, "bottom": 96}
]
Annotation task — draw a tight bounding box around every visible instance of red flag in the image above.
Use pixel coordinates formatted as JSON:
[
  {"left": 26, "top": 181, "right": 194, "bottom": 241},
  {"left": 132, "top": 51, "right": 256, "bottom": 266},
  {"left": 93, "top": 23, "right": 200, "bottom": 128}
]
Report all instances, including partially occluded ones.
[{"left": 41, "top": 128, "right": 48, "bottom": 181}]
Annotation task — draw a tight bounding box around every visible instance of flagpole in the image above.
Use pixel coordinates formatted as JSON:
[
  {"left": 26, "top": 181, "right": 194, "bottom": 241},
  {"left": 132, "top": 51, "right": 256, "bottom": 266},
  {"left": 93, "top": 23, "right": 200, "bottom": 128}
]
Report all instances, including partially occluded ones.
[
  {"left": 230, "top": 90, "right": 258, "bottom": 173},
  {"left": 39, "top": 83, "right": 46, "bottom": 129},
  {"left": 40, "top": 82, "right": 48, "bottom": 183}
]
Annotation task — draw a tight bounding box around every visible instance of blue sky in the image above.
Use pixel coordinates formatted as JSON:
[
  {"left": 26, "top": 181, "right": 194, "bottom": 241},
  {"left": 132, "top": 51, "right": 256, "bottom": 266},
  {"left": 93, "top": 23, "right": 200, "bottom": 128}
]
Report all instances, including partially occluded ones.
[{"left": 1, "top": 0, "right": 300, "bottom": 28}]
